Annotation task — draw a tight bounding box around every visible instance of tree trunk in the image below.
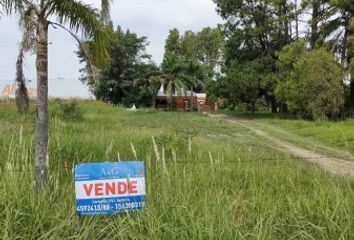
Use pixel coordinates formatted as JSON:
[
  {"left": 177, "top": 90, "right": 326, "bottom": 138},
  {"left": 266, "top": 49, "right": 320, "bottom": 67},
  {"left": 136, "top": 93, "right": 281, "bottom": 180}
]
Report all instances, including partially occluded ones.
[
  {"left": 35, "top": 19, "right": 49, "bottom": 191},
  {"left": 271, "top": 96, "right": 278, "bottom": 114},
  {"left": 341, "top": 22, "right": 354, "bottom": 109},
  {"left": 295, "top": 0, "right": 299, "bottom": 39},
  {"left": 341, "top": 25, "right": 348, "bottom": 67},
  {"left": 152, "top": 95, "right": 156, "bottom": 109},
  {"left": 350, "top": 81, "right": 354, "bottom": 110},
  {"left": 282, "top": 0, "right": 289, "bottom": 44},
  {"left": 251, "top": 102, "right": 256, "bottom": 113},
  {"left": 167, "top": 96, "right": 172, "bottom": 111},
  {"left": 15, "top": 49, "right": 30, "bottom": 115},
  {"left": 310, "top": 1, "right": 320, "bottom": 49},
  {"left": 190, "top": 86, "right": 194, "bottom": 111},
  {"left": 279, "top": 102, "right": 288, "bottom": 114}
]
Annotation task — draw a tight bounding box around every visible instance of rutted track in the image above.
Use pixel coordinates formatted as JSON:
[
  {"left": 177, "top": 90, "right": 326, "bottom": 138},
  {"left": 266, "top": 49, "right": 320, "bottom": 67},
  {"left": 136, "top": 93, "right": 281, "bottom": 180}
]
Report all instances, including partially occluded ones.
[{"left": 209, "top": 114, "right": 354, "bottom": 179}]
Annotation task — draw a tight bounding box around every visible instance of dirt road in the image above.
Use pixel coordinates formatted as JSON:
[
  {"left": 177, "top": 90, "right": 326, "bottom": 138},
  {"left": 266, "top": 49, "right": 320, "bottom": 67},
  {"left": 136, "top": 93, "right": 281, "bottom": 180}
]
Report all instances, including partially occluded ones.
[{"left": 210, "top": 114, "right": 354, "bottom": 179}]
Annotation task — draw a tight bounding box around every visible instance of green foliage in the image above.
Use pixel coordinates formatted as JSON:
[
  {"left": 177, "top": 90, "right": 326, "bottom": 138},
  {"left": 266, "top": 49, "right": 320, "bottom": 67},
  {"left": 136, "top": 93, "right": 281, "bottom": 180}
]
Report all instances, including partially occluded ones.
[
  {"left": 93, "top": 26, "right": 159, "bottom": 107},
  {"left": 281, "top": 49, "right": 344, "bottom": 119},
  {"left": 162, "top": 27, "right": 224, "bottom": 92},
  {"left": 161, "top": 52, "right": 191, "bottom": 108},
  {"left": 276, "top": 41, "right": 307, "bottom": 72},
  {"left": 197, "top": 27, "right": 225, "bottom": 70},
  {"left": 53, "top": 100, "right": 84, "bottom": 121},
  {"left": 210, "top": 57, "right": 277, "bottom": 112},
  {"left": 164, "top": 28, "right": 182, "bottom": 55},
  {"left": 158, "top": 27, "right": 225, "bottom": 110},
  {"left": 275, "top": 41, "right": 307, "bottom": 104},
  {"left": 223, "top": 61, "right": 260, "bottom": 111},
  {"left": 213, "top": 0, "right": 297, "bottom": 112}
]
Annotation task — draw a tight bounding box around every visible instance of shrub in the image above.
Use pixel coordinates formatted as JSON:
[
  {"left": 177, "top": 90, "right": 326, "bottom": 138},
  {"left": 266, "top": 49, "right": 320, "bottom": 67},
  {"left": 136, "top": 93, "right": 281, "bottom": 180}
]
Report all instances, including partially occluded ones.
[
  {"left": 281, "top": 49, "right": 344, "bottom": 119},
  {"left": 54, "top": 100, "right": 84, "bottom": 121}
]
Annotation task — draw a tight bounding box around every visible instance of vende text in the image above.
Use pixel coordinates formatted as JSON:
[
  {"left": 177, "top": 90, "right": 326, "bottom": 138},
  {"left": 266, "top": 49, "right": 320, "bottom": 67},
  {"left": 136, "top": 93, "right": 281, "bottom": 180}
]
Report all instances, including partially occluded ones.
[
  {"left": 76, "top": 178, "right": 145, "bottom": 200},
  {"left": 83, "top": 181, "right": 138, "bottom": 197}
]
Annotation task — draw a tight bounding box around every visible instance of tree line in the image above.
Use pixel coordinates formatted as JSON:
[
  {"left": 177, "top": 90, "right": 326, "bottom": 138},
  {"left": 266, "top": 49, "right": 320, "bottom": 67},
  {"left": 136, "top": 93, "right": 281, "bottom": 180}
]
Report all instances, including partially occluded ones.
[
  {"left": 85, "top": 0, "right": 353, "bottom": 119},
  {"left": 83, "top": 25, "right": 224, "bottom": 109},
  {"left": 211, "top": 0, "right": 353, "bottom": 119}
]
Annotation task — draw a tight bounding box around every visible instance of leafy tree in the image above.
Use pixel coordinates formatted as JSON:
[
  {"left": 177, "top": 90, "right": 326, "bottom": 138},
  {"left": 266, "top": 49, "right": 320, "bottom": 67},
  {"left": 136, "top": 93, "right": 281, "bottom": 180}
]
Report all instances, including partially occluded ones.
[
  {"left": 275, "top": 40, "right": 307, "bottom": 111},
  {"left": 214, "top": 0, "right": 295, "bottom": 62},
  {"left": 179, "top": 27, "right": 224, "bottom": 74},
  {"left": 161, "top": 52, "right": 190, "bottom": 110},
  {"left": 162, "top": 27, "right": 224, "bottom": 102},
  {"left": 212, "top": 61, "right": 260, "bottom": 112},
  {"left": 162, "top": 29, "right": 199, "bottom": 110},
  {"left": 134, "top": 74, "right": 162, "bottom": 108},
  {"left": 1, "top": 0, "right": 110, "bottom": 190},
  {"left": 213, "top": 0, "right": 297, "bottom": 112},
  {"left": 180, "top": 30, "right": 199, "bottom": 61},
  {"left": 197, "top": 27, "right": 224, "bottom": 73},
  {"left": 93, "top": 27, "right": 159, "bottom": 107},
  {"left": 164, "top": 28, "right": 182, "bottom": 55},
  {"left": 212, "top": 0, "right": 354, "bottom": 116},
  {"left": 126, "top": 63, "right": 161, "bottom": 107},
  {"left": 282, "top": 49, "right": 344, "bottom": 119}
]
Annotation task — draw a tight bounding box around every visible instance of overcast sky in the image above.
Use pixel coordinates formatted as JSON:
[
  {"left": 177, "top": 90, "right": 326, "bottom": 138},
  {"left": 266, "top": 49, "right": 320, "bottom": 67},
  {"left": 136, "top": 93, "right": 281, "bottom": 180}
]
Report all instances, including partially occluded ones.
[{"left": 0, "top": 0, "right": 221, "bottom": 80}]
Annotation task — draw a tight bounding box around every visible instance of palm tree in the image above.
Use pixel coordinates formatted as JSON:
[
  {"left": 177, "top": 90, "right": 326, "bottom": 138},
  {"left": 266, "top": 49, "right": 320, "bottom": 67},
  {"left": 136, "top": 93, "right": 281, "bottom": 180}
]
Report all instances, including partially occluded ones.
[
  {"left": 161, "top": 52, "right": 190, "bottom": 110},
  {"left": 2, "top": 0, "right": 111, "bottom": 190},
  {"left": 134, "top": 76, "right": 162, "bottom": 108},
  {"left": 185, "top": 60, "right": 209, "bottom": 110},
  {"left": 163, "top": 72, "right": 189, "bottom": 110}
]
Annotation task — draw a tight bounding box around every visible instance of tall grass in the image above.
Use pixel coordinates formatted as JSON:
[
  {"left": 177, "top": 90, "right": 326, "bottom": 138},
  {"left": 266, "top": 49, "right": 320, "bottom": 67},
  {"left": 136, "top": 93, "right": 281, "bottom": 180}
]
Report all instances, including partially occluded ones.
[{"left": 0, "top": 101, "right": 353, "bottom": 239}]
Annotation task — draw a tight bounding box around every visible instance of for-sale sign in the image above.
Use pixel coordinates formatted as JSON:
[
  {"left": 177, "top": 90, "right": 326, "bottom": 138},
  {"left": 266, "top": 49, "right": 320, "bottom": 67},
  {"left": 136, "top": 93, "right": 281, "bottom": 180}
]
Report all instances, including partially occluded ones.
[{"left": 75, "top": 161, "right": 146, "bottom": 216}]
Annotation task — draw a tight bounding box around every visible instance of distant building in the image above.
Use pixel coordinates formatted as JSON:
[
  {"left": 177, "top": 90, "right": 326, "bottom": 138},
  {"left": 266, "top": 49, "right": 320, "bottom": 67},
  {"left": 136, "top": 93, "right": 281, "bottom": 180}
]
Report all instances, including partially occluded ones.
[
  {"left": 0, "top": 82, "right": 37, "bottom": 99},
  {"left": 0, "top": 79, "right": 93, "bottom": 99},
  {"left": 155, "top": 85, "right": 217, "bottom": 112}
]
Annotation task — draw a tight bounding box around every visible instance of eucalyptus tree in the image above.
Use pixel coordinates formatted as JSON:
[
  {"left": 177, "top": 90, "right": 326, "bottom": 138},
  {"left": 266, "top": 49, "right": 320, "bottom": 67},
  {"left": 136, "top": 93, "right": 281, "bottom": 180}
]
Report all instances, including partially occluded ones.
[{"left": 1, "top": 0, "right": 111, "bottom": 190}]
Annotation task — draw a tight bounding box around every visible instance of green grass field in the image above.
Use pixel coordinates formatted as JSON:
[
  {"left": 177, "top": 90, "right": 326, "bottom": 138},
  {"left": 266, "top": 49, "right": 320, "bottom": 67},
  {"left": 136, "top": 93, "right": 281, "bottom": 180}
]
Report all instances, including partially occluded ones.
[{"left": 1, "top": 100, "right": 354, "bottom": 239}]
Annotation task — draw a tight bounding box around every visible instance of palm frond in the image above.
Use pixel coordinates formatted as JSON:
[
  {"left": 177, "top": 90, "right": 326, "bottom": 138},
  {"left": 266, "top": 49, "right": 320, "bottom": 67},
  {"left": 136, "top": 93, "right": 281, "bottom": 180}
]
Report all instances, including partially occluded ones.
[
  {"left": 0, "top": 1, "right": 3, "bottom": 16},
  {"left": 1, "top": 0, "right": 24, "bottom": 14},
  {"left": 48, "top": 0, "right": 111, "bottom": 77},
  {"left": 18, "top": 4, "right": 36, "bottom": 52},
  {"left": 51, "top": 22, "right": 100, "bottom": 82},
  {"left": 47, "top": 0, "right": 100, "bottom": 36},
  {"left": 101, "top": 0, "right": 113, "bottom": 24},
  {"left": 319, "top": 17, "right": 343, "bottom": 41}
]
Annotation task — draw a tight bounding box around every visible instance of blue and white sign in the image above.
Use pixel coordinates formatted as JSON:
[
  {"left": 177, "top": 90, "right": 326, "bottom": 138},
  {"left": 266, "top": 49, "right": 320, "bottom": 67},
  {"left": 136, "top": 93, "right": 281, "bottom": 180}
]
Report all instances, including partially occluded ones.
[{"left": 75, "top": 161, "right": 146, "bottom": 216}]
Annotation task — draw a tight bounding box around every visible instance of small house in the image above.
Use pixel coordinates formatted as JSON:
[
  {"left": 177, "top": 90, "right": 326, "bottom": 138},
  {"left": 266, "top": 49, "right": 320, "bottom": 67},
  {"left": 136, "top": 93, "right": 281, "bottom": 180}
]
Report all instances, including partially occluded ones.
[{"left": 155, "top": 85, "right": 217, "bottom": 112}]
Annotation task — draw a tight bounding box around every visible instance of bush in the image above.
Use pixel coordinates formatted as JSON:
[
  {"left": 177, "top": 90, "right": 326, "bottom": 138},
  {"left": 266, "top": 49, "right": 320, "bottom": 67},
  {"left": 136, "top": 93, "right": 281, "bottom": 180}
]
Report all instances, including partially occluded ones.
[
  {"left": 281, "top": 49, "right": 344, "bottom": 119},
  {"left": 53, "top": 100, "right": 84, "bottom": 121}
]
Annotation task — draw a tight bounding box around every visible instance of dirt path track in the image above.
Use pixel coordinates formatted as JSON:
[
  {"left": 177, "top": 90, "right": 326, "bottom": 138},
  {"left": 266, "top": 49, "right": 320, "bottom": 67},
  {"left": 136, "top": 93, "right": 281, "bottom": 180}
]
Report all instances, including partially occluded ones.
[{"left": 210, "top": 114, "right": 354, "bottom": 179}]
